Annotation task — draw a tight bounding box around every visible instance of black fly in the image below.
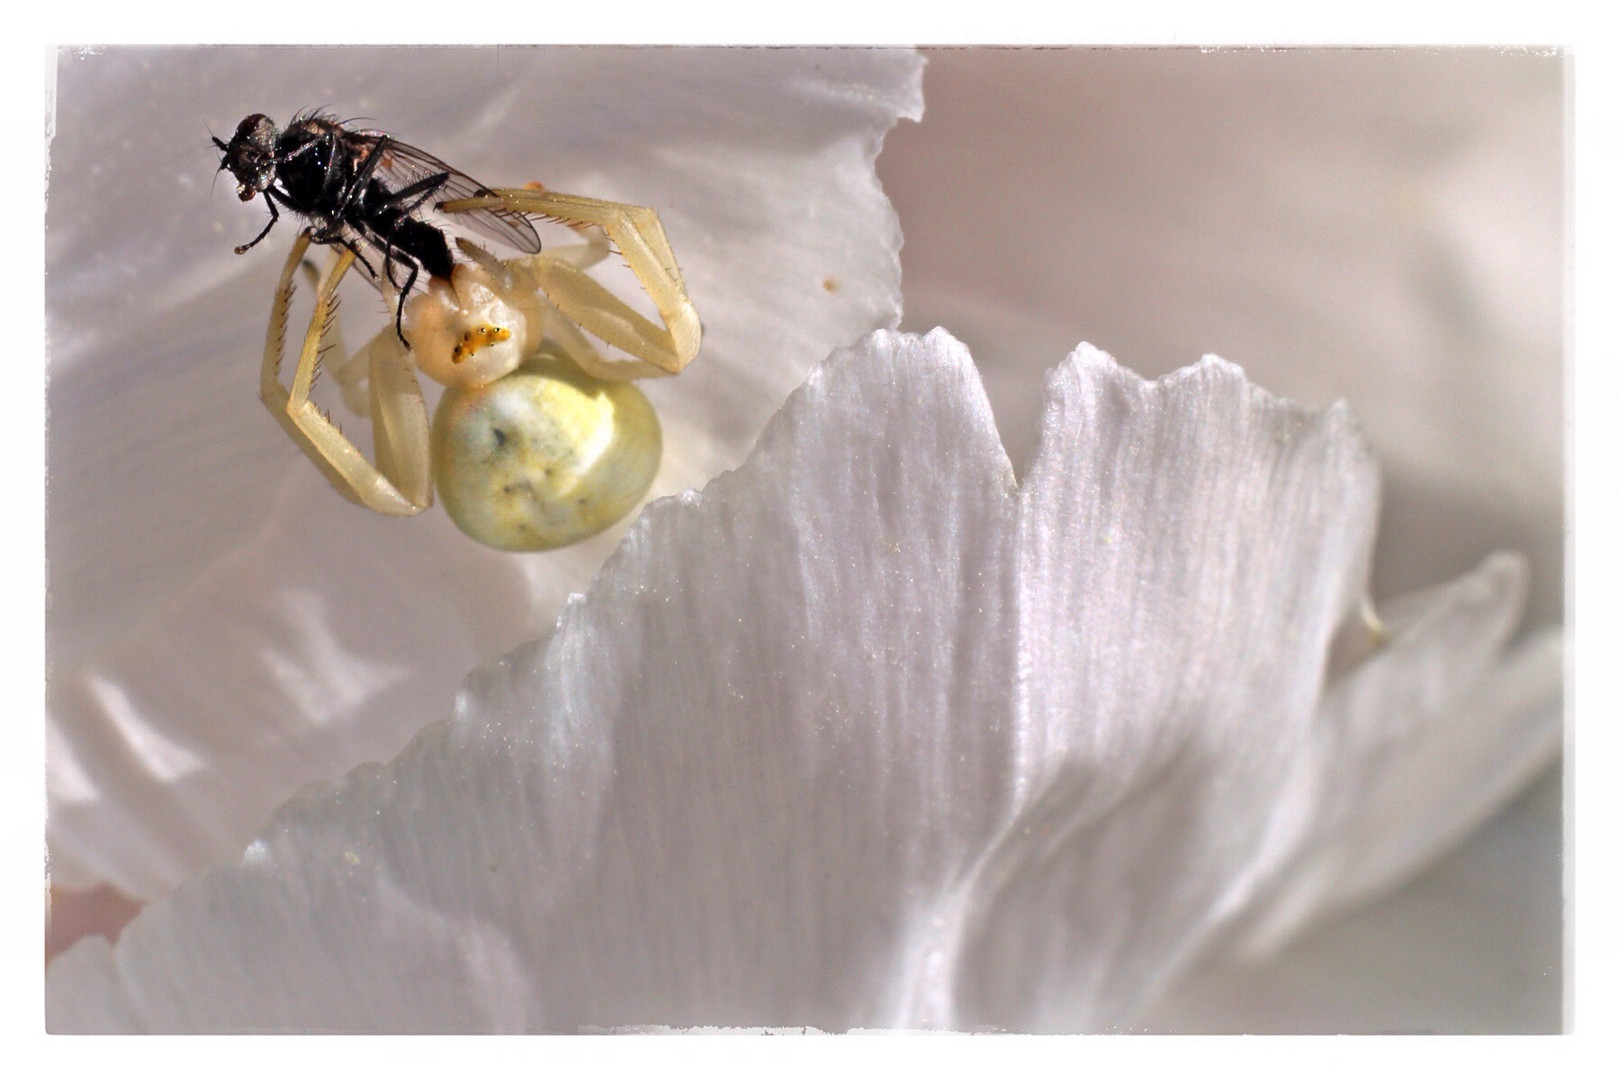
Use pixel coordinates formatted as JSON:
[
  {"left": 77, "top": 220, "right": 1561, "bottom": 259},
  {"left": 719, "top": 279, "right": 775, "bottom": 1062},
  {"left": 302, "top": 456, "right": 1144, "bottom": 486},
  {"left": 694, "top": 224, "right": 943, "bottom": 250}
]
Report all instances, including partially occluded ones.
[{"left": 214, "top": 111, "right": 542, "bottom": 344}]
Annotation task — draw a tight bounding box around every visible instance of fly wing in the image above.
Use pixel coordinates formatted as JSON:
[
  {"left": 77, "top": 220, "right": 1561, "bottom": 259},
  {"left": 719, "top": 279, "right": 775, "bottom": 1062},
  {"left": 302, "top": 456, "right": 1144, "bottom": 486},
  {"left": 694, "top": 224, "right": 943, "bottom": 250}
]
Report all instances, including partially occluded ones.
[{"left": 366, "top": 135, "right": 543, "bottom": 255}]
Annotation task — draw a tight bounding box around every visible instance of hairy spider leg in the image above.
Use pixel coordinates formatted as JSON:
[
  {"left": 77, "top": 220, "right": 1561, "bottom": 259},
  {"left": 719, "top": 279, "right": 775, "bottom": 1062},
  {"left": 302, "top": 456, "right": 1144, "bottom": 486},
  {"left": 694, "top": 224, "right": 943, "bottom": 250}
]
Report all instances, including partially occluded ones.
[
  {"left": 261, "top": 230, "right": 432, "bottom": 515},
  {"left": 441, "top": 189, "right": 702, "bottom": 381}
]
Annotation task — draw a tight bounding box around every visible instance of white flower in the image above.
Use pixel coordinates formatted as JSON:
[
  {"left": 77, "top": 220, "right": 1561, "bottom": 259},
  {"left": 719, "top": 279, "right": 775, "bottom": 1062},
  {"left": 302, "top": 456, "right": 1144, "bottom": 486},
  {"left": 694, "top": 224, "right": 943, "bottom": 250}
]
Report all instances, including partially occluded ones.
[
  {"left": 47, "top": 47, "right": 1562, "bottom": 1033},
  {"left": 46, "top": 329, "right": 1559, "bottom": 1032}
]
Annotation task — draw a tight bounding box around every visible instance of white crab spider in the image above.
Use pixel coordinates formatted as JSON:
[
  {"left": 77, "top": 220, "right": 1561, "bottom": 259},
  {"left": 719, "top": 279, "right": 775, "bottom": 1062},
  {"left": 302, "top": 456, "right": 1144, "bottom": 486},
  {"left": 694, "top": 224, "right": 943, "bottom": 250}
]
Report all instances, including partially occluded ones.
[{"left": 259, "top": 188, "right": 701, "bottom": 551}]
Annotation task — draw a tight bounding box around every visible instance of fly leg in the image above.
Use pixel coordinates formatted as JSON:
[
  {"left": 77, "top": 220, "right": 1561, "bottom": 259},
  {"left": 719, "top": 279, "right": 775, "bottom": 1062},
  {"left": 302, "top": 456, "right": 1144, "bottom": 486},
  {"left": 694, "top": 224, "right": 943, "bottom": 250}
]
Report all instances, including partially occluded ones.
[
  {"left": 234, "top": 193, "right": 282, "bottom": 254},
  {"left": 389, "top": 255, "right": 420, "bottom": 347},
  {"left": 329, "top": 133, "right": 395, "bottom": 223},
  {"left": 343, "top": 238, "right": 379, "bottom": 282},
  {"left": 370, "top": 172, "right": 454, "bottom": 345},
  {"left": 383, "top": 171, "right": 453, "bottom": 216}
]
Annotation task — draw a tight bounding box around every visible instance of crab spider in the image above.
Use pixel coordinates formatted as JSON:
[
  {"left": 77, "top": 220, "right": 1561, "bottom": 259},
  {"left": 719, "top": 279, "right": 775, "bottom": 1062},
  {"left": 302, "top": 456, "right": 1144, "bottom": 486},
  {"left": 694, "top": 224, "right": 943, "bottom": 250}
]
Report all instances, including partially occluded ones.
[{"left": 259, "top": 188, "right": 701, "bottom": 550}]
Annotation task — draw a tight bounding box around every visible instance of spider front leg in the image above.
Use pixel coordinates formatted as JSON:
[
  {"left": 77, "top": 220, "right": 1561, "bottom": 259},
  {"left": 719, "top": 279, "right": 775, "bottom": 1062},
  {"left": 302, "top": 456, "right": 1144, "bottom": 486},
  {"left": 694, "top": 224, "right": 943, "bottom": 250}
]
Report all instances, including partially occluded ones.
[
  {"left": 439, "top": 189, "right": 701, "bottom": 381},
  {"left": 261, "top": 231, "right": 433, "bottom": 515}
]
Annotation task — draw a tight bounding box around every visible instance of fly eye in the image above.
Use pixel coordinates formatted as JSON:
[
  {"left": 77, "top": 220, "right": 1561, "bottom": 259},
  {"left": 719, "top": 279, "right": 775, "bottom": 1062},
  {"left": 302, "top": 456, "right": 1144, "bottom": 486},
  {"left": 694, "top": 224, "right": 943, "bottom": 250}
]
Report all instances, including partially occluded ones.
[{"left": 236, "top": 185, "right": 255, "bottom": 201}]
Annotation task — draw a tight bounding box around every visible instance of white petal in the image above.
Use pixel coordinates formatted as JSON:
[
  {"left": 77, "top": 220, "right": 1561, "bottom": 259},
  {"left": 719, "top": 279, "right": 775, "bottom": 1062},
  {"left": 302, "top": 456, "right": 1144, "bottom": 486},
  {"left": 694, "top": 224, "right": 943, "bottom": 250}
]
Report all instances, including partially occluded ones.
[
  {"left": 48, "top": 47, "right": 923, "bottom": 898},
  {"left": 1135, "top": 764, "right": 1562, "bottom": 1033},
  {"left": 48, "top": 329, "right": 1020, "bottom": 1031},
  {"left": 52, "top": 331, "right": 1483, "bottom": 1035},
  {"left": 949, "top": 346, "right": 1380, "bottom": 1032},
  {"left": 881, "top": 53, "right": 1563, "bottom": 1030},
  {"left": 1232, "top": 555, "right": 1562, "bottom": 956}
]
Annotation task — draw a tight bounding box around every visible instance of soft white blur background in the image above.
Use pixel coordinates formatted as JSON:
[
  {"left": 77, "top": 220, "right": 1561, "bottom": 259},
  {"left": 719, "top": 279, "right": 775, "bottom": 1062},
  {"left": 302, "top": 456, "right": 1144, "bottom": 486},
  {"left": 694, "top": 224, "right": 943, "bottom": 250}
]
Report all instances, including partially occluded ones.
[{"left": 878, "top": 48, "right": 1563, "bottom": 1032}]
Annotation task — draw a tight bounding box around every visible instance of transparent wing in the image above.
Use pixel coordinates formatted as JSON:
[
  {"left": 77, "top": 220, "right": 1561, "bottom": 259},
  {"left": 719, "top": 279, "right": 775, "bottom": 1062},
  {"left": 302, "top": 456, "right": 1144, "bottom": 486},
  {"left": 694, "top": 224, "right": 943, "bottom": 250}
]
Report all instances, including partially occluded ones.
[{"left": 364, "top": 135, "right": 543, "bottom": 255}]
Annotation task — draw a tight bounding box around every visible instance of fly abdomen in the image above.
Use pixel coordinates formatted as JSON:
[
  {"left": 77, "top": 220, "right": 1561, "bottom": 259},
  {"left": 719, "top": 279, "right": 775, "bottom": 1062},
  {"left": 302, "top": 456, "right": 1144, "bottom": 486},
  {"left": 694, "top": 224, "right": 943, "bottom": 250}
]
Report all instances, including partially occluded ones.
[{"left": 379, "top": 212, "right": 455, "bottom": 281}]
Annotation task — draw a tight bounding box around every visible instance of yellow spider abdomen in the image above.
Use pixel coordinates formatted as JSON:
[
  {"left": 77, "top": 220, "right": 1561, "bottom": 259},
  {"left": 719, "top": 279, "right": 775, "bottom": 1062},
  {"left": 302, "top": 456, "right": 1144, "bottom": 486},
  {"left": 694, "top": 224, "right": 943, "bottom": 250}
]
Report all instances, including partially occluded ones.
[{"left": 430, "top": 348, "right": 662, "bottom": 551}]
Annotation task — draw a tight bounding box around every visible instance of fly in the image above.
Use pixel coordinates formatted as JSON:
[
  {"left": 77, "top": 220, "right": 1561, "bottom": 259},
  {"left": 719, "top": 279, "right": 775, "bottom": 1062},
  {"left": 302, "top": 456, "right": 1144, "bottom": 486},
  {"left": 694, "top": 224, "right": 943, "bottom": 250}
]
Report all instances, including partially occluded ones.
[{"left": 213, "top": 111, "right": 543, "bottom": 344}]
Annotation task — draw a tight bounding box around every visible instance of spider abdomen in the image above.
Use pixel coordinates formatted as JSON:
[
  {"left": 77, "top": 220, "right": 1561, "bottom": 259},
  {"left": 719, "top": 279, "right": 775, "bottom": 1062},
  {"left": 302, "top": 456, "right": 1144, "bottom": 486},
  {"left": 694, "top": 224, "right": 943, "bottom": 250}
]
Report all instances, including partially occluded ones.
[{"left": 430, "top": 349, "right": 662, "bottom": 551}]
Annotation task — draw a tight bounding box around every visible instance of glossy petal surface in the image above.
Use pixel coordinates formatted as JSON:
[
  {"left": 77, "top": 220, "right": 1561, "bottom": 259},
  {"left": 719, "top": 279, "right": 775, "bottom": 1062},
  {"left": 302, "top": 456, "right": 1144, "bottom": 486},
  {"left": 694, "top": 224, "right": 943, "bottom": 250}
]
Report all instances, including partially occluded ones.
[{"left": 47, "top": 331, "right": 1558, "bottom": 1032}]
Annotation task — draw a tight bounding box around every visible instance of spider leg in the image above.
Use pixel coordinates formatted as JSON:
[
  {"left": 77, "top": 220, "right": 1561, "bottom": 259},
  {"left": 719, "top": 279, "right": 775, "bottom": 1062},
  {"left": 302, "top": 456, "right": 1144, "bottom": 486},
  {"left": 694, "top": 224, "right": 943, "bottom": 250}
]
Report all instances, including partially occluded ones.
[
  {"left": 261, "top": 231, "right": 432, "bottom": 514},
  {"left": 306, "top": 226, "right": 379, "bottom": 284},
  {"left": 442, "top": 189, "right": 701, "bottom": 380},
  {"left": 296, "top": 252, "right": 371, "bottom": 418}
]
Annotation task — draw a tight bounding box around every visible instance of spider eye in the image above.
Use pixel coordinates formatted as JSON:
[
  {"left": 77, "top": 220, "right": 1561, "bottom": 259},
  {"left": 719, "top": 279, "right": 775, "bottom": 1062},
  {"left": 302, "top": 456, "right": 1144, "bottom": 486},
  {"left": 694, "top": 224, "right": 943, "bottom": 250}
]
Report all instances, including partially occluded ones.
[{"left": 430, "top": 348, "right": 662, "bottom": 551}]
